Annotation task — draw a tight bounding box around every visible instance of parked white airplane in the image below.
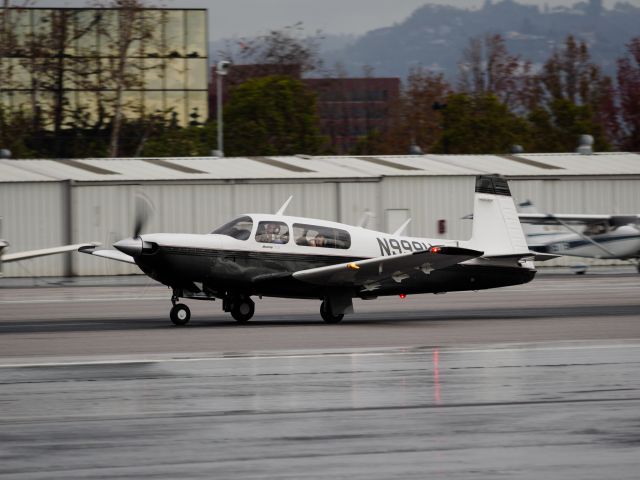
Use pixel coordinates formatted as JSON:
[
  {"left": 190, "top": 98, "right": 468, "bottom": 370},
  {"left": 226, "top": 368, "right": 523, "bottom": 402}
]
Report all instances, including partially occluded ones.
[
  {"left": 80, "top": 175, "right": 554, "bottom": 325},
  {"left": 0, "top": 239, "right": 99, "bottom": 275},
  {"left": 517, "top": 200, "right": 640, "bottom": 273}
]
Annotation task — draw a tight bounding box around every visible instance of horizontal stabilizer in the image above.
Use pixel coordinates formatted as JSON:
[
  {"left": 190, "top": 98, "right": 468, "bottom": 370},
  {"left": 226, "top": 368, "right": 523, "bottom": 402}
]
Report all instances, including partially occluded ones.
[
  {"left": 78, "top": 245, "right": 136, "bottom": 264},
  {"left": 293, "top": 246, "right": 483, "bottom": 287},
  {"left": 484, "top": 251, "right": 560, "bottom": 262}
]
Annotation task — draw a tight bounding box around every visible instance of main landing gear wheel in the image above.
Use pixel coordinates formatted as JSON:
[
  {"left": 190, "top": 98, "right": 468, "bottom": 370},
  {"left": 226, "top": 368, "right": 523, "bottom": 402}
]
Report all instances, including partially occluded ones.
[
  {"left": 170, "top": 303, "right": 191, "bottom": 326},
  {"left": 230, "top": 297, "right": 255, "bottom": 323},
  {"left": 320, "top": 300, "right": 344, "bottom": 324}
]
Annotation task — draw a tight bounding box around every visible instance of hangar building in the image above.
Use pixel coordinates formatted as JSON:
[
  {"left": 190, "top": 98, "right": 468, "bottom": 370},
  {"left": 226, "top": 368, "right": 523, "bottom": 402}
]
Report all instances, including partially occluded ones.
[{"left": 1, "top": 152, "right": 639, "bottom": 277}]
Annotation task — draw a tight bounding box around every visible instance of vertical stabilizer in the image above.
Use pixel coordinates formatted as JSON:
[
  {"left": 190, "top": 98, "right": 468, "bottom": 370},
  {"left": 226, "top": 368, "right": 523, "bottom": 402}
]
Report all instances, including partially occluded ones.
[{"left": 469, "top": 176, "right": 529, "bottom": 256}]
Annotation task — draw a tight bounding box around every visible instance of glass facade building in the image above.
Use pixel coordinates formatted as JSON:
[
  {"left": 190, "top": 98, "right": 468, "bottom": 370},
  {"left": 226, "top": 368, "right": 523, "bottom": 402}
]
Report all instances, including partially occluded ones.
[{"left": 0, "top": 7, "right": 208, "bottom": 128}]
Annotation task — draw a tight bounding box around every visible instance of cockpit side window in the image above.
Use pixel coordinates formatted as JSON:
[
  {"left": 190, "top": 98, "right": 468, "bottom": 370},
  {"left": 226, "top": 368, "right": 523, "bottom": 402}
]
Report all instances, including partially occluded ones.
[
  {"left": 255, "top": 221, "right": 290, "bottom": 244},
  {"left": 211, "top": 216, "right": 253, "bottom": 240},
  {"left": 293, "top": 223, "right": 351, "bottom": 249}
]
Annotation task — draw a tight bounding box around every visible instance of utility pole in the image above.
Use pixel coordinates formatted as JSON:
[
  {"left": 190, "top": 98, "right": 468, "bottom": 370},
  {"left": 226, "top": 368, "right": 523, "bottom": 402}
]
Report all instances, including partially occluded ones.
[{"left": 215, "top": 60, "right": 230, "bottom": 157}]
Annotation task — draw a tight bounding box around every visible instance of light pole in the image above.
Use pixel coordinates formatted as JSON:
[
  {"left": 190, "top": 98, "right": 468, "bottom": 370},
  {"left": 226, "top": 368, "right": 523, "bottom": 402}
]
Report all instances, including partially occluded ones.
[{"left": 215, "top": 60, "right": 231, "bottom": 157}]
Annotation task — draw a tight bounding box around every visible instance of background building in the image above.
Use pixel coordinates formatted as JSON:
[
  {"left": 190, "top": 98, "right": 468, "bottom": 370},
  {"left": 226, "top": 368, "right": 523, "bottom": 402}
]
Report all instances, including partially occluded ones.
[
  {"left": 304, "top": 78, "right": 400, "bottom": 154},
  {"left": 2, "top": 152, "right": 639, "bottom": 277},
  {"left": 208, "top": 64, "right": 400, "bottom": 154},
  {"left": 0, "top": 7, "right": 208, "bottom": 128}
]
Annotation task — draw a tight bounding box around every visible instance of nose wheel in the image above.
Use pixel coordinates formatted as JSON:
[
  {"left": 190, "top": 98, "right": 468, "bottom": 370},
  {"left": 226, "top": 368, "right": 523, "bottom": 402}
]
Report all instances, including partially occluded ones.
[{"left": 170, "top": 302, "right": 191, "bottom": 326}]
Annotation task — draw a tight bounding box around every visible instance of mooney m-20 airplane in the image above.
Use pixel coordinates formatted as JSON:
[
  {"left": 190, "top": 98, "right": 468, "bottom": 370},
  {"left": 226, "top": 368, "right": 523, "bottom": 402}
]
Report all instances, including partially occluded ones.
[
  {"left": 81, "top": 175, "right": 554, "bottom": 325},
  {"left": 517, "top": 200, "right": 640, "bottom": 273}
]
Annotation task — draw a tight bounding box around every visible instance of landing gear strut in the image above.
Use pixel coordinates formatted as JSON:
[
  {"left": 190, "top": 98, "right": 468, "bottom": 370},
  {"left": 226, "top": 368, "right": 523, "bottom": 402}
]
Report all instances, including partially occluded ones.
[
  {"left": 320, "top": 299, "right": 344, "bottom": 324},
  {"left": 226, "top": 296, "right": 255, "bottom": 323}
]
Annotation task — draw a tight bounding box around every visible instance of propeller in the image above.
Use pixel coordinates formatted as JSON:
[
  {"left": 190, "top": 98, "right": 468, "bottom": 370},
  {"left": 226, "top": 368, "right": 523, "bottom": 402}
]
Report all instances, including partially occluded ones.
[
  {"left": 113, "top": 193, "right": 156, "bottom": 257},
  {"left": 133, "top": 193, "right": 154, "bottom": 238}
]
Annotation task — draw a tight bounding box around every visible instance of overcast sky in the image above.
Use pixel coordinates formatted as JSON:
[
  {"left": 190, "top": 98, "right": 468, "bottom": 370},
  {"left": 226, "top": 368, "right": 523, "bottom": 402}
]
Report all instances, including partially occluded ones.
[{"left": 34, "top": 0, "right": 632, "bottom": 40}]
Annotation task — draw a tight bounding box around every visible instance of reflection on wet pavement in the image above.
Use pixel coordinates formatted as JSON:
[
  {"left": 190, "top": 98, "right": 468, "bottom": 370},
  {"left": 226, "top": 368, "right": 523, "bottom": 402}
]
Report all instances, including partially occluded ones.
[{"left": 1, "top": 342, "right": 639, "bottom": 479}]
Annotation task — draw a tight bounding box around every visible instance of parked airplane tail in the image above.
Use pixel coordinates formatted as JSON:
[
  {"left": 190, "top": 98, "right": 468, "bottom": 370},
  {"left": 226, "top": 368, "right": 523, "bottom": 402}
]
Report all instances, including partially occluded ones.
[
  {"left": 517, "top": 199, "right": 548, "bottom": 238},
  {"left": 468, "top": 175, "right": 530, "bottom": 257}
]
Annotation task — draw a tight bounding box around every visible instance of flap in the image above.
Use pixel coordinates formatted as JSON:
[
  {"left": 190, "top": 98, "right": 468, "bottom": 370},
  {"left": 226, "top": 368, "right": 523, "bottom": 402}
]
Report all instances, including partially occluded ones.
[{"left": 292, "top": 246, "right": 483, "bottom": 287}]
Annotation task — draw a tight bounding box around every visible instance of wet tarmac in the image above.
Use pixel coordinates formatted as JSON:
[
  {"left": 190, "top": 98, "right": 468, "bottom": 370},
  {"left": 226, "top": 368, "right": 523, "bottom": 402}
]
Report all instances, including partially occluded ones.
[
  {"left": 0, "top": 273, "right": 639, "bottom": 478},
  {"left": 1, "top": 343, "right": 639, "bottom": 479}
]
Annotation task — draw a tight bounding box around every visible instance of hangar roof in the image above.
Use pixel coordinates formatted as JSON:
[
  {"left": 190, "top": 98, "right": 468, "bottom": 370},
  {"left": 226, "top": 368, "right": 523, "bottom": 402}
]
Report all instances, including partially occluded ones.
[{"left": 1, "top": 152, "right": 639, "bottom": 183}]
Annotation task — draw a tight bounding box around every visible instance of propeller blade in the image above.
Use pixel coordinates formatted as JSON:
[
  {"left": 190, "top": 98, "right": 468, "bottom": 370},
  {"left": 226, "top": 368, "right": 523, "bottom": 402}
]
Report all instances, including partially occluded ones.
[{"left": 133, "top": 193, "right": 154, "bottom": 238}]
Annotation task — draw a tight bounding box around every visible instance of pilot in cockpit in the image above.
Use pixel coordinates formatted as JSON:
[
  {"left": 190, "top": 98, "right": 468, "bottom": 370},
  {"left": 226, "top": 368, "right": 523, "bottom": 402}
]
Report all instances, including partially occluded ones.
[{"left": 257, "top": 223, "right": 288, "bottom": 243}]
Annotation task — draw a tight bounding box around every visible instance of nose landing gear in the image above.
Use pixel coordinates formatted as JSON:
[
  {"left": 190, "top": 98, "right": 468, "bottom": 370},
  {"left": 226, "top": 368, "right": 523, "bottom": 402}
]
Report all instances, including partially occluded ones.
[{"left": 169, "top": 294, "right": 190, "bottom": 326}]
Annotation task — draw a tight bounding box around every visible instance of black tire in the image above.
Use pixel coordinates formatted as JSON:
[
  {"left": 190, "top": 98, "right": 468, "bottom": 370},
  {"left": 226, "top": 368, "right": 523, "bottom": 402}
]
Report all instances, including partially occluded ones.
[
  {"left": 231, "top": 297, "right": 255, "bottom": 323},
  {"left": 320, "top": 300, "right": 344, "bottom": 324},
  {"left": 170, "top": 303, "right": 191, "bottom": 326}
]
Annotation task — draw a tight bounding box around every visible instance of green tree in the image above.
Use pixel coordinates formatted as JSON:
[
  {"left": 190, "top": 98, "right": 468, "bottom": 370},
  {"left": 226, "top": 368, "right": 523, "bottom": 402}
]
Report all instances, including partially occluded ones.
[
  {"left": 141, "top": 119, "right": 217, "bottom": 157},
  {"left": 529, "top": 36, "right": 615, "bottom": 150},
  {"left": 527, "top": 99, "right": 608, "bottom": 152},
  {"left": 223, "top": 75, "right": 325, "bottom": 156},
  {"left": 434, "top": 93, "right": 529, "bottom": 154}
]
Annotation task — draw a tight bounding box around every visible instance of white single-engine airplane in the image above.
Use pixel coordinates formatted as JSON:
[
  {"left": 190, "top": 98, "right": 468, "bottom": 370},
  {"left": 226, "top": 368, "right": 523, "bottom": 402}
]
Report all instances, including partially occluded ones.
[
  {"left": 517, "top": 200, "right": 640, "bottom": 273},
  {"left": 80, "top": 175, "right": 554, "bottom": 325}
]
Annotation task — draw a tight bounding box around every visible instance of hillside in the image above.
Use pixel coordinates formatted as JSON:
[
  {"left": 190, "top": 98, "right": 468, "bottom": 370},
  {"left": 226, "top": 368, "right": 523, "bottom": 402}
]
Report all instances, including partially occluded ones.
[{"left": 321, "top": 0, "right": 640, "bottom": 79}]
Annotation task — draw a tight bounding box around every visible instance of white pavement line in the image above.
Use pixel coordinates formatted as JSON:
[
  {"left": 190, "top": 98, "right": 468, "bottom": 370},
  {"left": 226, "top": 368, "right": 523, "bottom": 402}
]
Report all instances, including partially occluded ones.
[
  {"left": 1, "top": 342, "right": 639, "bottom": 369},
  {"left": 0, "top": 296, "right": 167, "bottom": 304}
]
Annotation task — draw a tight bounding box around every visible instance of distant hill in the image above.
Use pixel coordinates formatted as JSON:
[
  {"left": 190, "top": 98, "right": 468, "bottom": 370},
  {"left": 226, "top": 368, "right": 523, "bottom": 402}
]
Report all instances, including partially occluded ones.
[{"left": 320, "top": 0, "right": 640, "bottom": 80}]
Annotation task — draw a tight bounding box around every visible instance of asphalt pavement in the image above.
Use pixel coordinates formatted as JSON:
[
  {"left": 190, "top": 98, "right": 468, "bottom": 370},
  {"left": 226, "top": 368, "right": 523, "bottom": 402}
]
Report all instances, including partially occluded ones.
[{"left": 0, "top": 272, "right": 639, "bottom": 479}]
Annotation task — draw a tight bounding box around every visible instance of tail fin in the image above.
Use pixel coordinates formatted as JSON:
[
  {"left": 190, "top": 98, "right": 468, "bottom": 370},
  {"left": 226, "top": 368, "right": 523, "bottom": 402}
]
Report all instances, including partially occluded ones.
[{"left": 469, "top": 175, "right": 529, "bottom": 256}]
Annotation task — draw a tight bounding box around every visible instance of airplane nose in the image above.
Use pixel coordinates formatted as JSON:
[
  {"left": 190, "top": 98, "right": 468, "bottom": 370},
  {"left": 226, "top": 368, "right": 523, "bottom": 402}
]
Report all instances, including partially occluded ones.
[{"left": 113, "top": 237, "right": 143, "bottom": 256}]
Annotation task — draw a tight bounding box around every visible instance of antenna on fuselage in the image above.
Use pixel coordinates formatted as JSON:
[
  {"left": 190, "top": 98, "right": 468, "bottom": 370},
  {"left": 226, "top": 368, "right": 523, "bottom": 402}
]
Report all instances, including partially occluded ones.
[
  {"left": 275, "top": 196, "right": 293, "bottom": 215},
  {"left": 392, "top": 218, "right": 412, "bottom": 236}
]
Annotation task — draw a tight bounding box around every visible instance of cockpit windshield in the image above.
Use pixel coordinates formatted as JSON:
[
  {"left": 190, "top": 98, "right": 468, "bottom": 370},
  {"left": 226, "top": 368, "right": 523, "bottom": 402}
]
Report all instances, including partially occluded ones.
[{"left": 211, "top": 216, "right": 253, "bottom": 240}]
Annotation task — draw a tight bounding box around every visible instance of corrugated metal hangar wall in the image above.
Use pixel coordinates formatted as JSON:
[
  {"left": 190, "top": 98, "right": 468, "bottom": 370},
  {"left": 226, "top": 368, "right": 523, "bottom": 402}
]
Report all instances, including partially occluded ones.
[{"left": 2, "top": 153, "right": 639, "bottom": 277}]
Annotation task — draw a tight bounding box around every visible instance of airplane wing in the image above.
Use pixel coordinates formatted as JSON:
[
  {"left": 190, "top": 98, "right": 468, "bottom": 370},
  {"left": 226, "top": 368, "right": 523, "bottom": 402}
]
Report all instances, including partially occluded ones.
[
  {"left": 518, "top": 213, "right": 640, "bottom": 227},
  {"left": 2, "top": 243, "right": 100, "bottom": 263},
  {"left": 292, "top": 246, "right": 483, "bottom": 287},
  {"left": 78, "top": 245, "right": 136, "bottom": 264}
]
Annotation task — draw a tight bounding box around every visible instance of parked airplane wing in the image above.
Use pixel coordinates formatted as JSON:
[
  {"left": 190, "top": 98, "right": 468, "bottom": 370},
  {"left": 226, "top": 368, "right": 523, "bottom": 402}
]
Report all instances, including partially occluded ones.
[
  {"left": 292, "top": 246, "right": 483, "bottom": 287},
  {"left": 78, "top": 245, "right": 136, "bottom": 264},
  {"left": 2, "top": 243, "right": 100, "bottom": 263},
  {"left": 518, "top": 213, "right": 640, "bottom": 227}
]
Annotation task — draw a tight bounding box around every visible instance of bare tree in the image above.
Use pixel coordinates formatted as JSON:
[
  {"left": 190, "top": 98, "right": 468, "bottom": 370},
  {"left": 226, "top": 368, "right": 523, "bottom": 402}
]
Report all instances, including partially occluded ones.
[
  {"left": 617, "top": 37, "right": 640, "bottom": 150},
  {"left": 231, "top": 23, "right": 325, "bottom": 74},
  {"left": 458, "top": 34, "right": 530, "bottom": 111},
  {"left": 98, "top": 0, "right": 161, "bottom": 157},
  {"left": 0, "top": 1, "right": 34, "bottom": 109},
  {"left": 378, "top": 67, "right": 451, "bottom": 154}
]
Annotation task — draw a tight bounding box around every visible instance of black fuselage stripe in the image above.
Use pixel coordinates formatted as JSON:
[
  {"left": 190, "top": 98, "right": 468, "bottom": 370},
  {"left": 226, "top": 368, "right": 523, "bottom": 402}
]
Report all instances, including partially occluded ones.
[{"left": 160, "top": 247, "right": 366, "bottom": 264}]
